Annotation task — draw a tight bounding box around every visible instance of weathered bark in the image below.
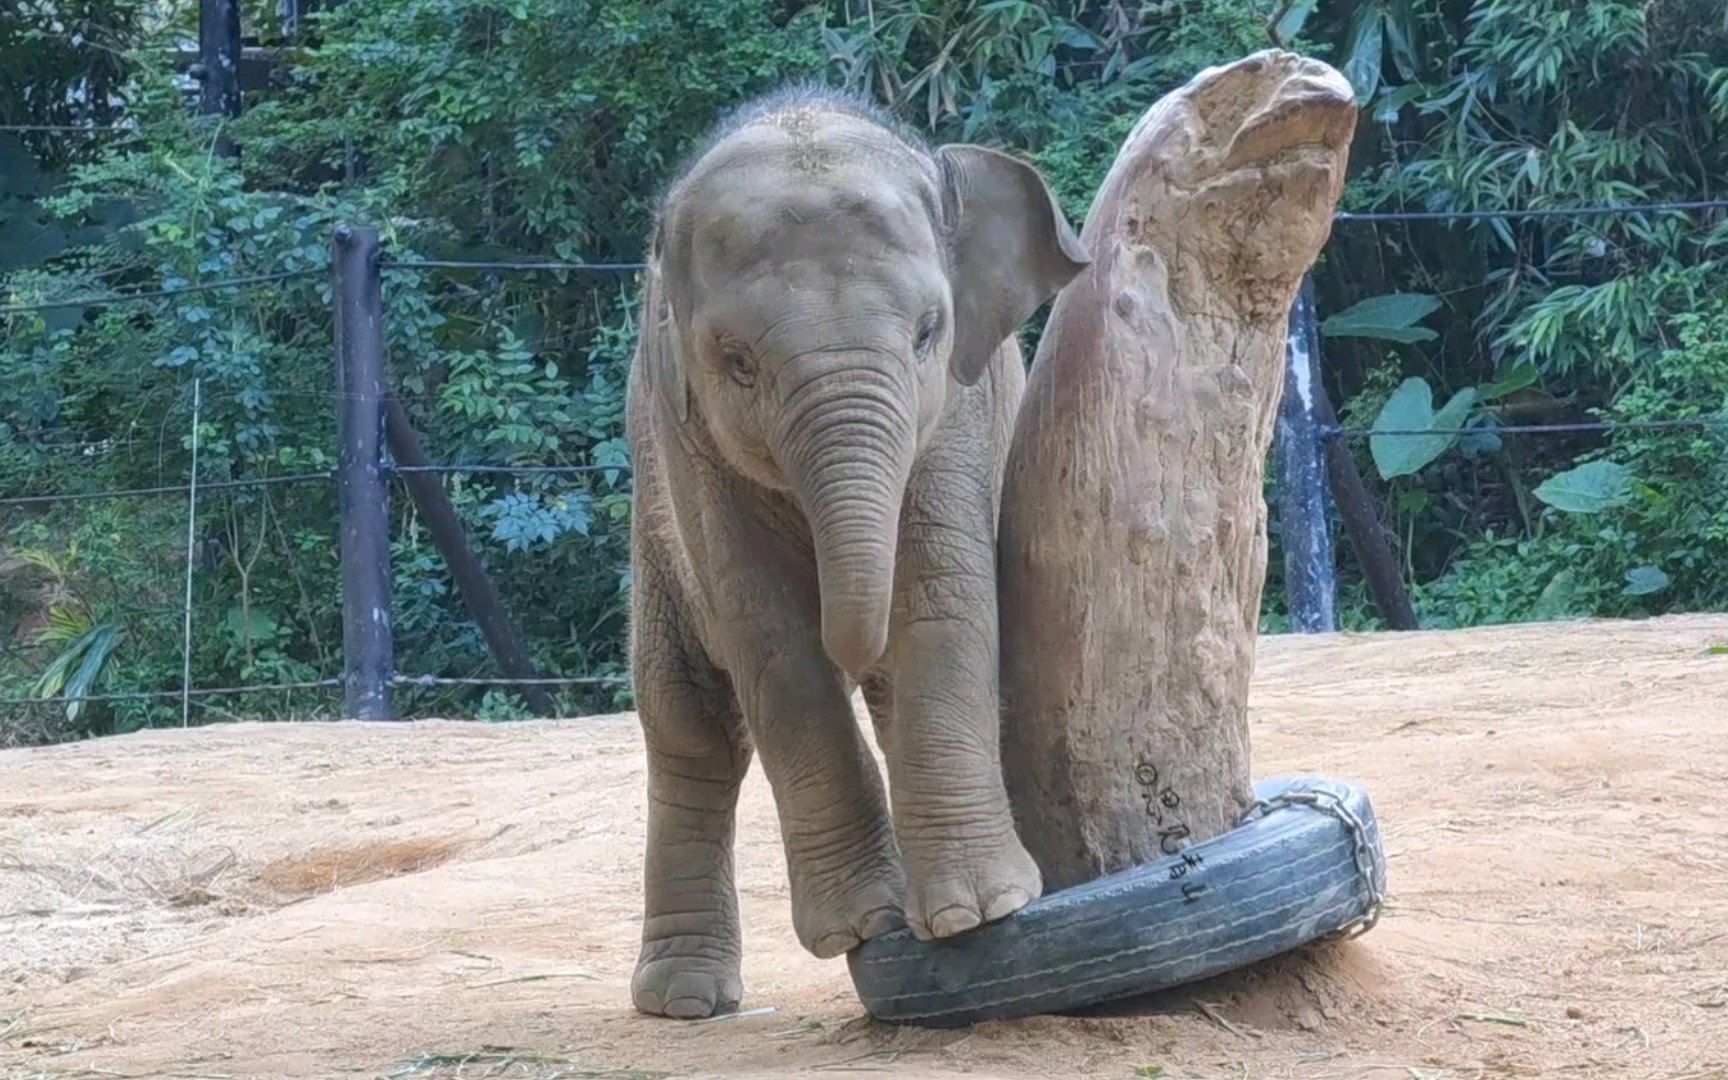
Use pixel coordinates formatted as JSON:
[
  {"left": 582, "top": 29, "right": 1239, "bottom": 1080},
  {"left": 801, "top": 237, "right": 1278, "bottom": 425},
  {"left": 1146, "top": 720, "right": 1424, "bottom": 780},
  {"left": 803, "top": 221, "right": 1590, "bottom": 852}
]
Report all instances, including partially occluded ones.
[{"left": 997, "top": 50, "right": 1357, "bottom": 892}]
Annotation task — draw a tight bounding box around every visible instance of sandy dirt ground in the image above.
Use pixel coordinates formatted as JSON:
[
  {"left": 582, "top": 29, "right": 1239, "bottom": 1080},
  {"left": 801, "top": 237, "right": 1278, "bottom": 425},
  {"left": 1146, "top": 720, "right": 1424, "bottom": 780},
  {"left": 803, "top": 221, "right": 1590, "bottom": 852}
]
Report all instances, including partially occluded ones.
[{"left": 2, "top": 614, "right": 1726, "bottom": 1080}]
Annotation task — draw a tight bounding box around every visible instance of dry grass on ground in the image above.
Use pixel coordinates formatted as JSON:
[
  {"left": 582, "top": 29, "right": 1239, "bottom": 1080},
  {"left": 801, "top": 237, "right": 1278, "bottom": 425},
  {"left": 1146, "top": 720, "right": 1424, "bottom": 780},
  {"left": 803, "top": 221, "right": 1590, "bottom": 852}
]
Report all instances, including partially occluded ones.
[{"left": 2, "top": 614, "right": 1726, "bottom": 1079}]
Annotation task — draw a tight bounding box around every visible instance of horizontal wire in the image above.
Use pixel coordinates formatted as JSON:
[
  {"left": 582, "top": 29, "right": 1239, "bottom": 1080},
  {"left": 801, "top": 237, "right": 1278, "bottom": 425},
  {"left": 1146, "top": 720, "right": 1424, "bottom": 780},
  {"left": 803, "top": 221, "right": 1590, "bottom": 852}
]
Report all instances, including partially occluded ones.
[
  {"left": 0, "top": 471, "right": 333, "bottom": 508},
  {"left": 390, "top": 674, "right": 629, "bottom": 687},
  {"left": 1326, "top": 417, "right": 1723, "bottom": 440},
  {"left": 0, "top": 673, "right": 632, "bottom": 707},
  {"left": 1333, "top": 199, "right": 1728, "bottom": 223},
  {"left": 381, "top": 259, "right": 646, "bottom": 273},
  {"left": 0, "top": 124, "right": 127, "bottom": 132},
  {"left": 1, "top": 679, "right": 342, "bottom": 707},
  {"left": 1, "top": 269, "right": 325, "bottom": 315},
  {"left": 5, "top": 423, "right": 1712, "bottom": 506},
  {"left": 389, "top": 463, "right": 630, "bottom": 476}
]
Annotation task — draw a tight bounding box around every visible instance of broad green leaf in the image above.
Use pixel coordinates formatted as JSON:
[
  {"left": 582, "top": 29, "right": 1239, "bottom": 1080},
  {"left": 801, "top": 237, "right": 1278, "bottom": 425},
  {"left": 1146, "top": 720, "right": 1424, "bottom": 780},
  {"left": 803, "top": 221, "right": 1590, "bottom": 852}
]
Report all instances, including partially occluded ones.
[
  {"left": 1369, "top": 378, "right": 1475, "bottom": 479},
  {"left": 1433, "top": 385, "right": 1477, "bottom": 432},
  {"left": 1332, "top": 323, "right": 1436, "bottom": 345},
  {"left": 1529, "top": 569, "right": 1582, "bottom": 621},
  {"left": 32, "top": 646, "right": 81, "bottom": 699},
  {"left": 1477, "top": 360, "right": 1540, "bottom": 401},
  {"left": 1372, "top": 83, "right": 1426, "bottom": 124},
  {"left": 1341, "top": 4, "right": 1386, "bottom": 104},
  {"left": 62, "top": 626, "right": 122, "bottom": 725},
  {"left": 1272, "top": 0, "right": 1318, "bottom": 42},
  {"left": 1398, "top": 488, "right": 1431, "bottom": 514},
  {"left": 31, "top": 624, "right": 122, "bottom": 724},
  {"left": 1383, "top": 0, "right": 1422, "bottom": 81},
  {"left": 1622, "top": 566, "right": 1670, "bottom": 597},
  {"left": 1533, "top": 460, "right": 1635, "bottom": 514},
  {"left": 1322, "top": 292, "right": 1441, "bottom": 342},
  {"left": 226, "top": 606, "right": 280, "bottom": 644}
]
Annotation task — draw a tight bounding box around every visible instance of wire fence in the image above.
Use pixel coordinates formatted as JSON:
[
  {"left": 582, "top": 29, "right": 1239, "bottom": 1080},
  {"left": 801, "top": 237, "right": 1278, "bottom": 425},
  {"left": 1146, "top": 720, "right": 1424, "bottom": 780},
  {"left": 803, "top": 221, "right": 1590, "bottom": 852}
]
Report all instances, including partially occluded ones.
[
  {"left": 2, "top": 255, "right": 637, "bottom": 723},
  {"left": 4, "top": 196, "right": 1724, "bottom": 722}
]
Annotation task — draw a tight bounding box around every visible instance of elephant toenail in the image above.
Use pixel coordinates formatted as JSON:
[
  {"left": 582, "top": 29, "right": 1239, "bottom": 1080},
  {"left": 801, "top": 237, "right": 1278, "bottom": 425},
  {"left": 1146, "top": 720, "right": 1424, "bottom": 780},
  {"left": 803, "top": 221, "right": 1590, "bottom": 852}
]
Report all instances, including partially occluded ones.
[
  {"left": 929, "top": 905, "right": 983, "bottom": 938},
  {"left": 860, "top": 906, "right": 906, "bottom": 940},
  {"left": 984, "top": 887, "right": 1032, "bottom": 922},
  {"left": 813, "top": 930, "right": 861, "bottom": 958},
  {"left": 664, "top": 995, "right": 719, "bottom": 1020}
]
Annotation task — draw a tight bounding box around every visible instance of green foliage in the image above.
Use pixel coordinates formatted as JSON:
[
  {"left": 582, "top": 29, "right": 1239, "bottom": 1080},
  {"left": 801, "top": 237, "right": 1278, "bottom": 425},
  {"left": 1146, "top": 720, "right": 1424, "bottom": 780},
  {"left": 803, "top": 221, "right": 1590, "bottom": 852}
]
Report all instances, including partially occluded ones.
[
  {"left": 1369, "top": 377, "right": 1477, "bottom": 479},
  {"left": 5, "top": 0, "right": 1726, "bottom": 741},
  {"left": 1, "top": 0, "right": 831, "bottom": 735},
  {"left": 1322, "top": 292, "right": 1441, "bottom": 344},
  {"left": 1323, "top": 0, "right": 1728, "bottom": 628},
  {"left": 1532, "top": 460, "right": 1634, "bottom": 514},
  {"left": 1413, "top": 291, "right": 1728, "bottom": 626}
]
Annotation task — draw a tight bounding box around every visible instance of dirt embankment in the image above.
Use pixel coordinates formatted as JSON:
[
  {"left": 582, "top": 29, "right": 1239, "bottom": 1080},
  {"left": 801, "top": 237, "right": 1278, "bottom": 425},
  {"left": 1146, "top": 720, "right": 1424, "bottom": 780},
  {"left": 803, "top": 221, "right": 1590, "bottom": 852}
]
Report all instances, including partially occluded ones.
[{"left": 3, "top": 615, "right": 1726, "bottom": 1079}]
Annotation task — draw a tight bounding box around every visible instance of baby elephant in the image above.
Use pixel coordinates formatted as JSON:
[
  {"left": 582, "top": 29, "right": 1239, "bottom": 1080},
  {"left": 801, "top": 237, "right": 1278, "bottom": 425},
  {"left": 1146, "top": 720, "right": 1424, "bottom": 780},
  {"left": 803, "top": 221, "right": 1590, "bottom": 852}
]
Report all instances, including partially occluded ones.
[{"left": 624, "top": 84, "right": 1090, "bottom": 1019}]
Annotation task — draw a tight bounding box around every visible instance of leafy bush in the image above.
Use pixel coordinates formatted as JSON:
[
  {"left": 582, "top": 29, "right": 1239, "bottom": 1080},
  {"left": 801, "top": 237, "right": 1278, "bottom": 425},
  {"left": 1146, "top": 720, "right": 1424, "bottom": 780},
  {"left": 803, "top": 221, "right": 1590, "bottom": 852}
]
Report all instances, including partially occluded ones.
[
  {"left": 1317, "top": 0, "right": 1728, "bottom": 628},
  {"left": 5, "top": 0, "right": 1727, "bottom": 742}
]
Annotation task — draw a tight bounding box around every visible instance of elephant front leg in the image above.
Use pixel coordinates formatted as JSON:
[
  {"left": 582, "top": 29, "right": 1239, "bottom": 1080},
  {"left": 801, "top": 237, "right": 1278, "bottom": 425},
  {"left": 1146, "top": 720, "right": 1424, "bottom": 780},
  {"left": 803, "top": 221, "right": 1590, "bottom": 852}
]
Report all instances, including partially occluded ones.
[
  {"left": 734, "top": 639, "right": 906, "bottom": 959},
  {"left": 630, "top": 571, "right": 752, "bottom": 1020},
  {"left": 882, "top": 493, "right": 1043, "bottom": 940}
]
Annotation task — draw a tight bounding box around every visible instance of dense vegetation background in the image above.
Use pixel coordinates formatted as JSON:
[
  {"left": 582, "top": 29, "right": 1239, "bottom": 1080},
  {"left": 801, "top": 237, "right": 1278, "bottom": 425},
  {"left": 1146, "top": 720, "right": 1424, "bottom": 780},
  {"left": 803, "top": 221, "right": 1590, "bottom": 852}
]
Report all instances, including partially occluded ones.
[{"left": 3, "top": 0, "right": 1726, "bottom": 742}]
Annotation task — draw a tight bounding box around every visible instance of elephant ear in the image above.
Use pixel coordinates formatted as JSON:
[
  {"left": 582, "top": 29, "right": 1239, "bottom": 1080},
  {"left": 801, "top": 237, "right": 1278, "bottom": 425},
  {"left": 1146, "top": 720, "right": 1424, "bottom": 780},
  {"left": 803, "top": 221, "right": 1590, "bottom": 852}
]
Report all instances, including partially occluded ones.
[
  {"left": 936, "top": 144, "right": 1091, "bottom": 386},
  {"left": 639, "top": 231, "right": 690, "bottom": 422}
]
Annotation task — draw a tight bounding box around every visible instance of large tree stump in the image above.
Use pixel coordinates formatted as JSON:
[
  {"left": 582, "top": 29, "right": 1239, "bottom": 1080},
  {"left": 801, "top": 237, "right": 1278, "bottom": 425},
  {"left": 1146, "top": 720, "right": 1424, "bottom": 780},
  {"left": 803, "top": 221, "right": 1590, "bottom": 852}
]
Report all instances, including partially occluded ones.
[{"left": 998, "top": 50, "right": 1357, "bottom": 892}]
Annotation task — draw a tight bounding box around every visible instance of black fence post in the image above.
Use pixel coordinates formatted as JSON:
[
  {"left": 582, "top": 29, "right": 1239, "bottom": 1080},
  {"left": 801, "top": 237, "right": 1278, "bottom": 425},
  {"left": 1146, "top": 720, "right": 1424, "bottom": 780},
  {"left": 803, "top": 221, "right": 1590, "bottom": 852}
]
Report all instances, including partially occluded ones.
[
  {"left": 1275, "top": 273, "right": 1340, "bottom": 633},
  {"left": 1314, "top": 387, "right": 1422, "bottom": 631},
  {"left": 333, "top": 224, "right": 394, "bottom": 720},
  {"left": 197, "top": 0, "right": 242, "bottom": 156}
]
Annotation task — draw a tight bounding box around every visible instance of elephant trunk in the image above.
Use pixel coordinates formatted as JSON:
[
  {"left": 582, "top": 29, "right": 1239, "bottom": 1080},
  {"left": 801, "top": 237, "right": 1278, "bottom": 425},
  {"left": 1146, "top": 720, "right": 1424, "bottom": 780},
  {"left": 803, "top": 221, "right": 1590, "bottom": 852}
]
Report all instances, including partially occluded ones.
[{"left": 780, "top": 372, "right": 916, "bottom": 677}]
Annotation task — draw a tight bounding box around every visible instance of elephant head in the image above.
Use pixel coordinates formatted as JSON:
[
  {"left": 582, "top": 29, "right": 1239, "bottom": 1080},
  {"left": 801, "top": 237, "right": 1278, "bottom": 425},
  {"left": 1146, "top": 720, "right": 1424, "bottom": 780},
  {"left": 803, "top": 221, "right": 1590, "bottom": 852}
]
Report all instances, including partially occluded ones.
[{"left": 644, "top": 90, "right": 1090, "bottom": 677}]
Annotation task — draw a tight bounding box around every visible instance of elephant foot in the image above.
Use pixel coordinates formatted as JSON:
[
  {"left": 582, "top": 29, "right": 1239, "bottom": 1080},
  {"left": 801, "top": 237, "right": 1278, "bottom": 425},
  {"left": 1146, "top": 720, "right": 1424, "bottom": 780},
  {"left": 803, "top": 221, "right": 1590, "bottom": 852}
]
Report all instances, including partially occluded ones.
[
  {"left": 790, "top": 836, "right": 907, "bottom": 959},
  {"left": 803, "top": 896, "right": 905, "bottom": 959},
  {"left": 904, "top": 833, "right": 1043, "bottom": 941},
  {"left": 631, "top": 941, "right": 744, "bottom": 1020}
]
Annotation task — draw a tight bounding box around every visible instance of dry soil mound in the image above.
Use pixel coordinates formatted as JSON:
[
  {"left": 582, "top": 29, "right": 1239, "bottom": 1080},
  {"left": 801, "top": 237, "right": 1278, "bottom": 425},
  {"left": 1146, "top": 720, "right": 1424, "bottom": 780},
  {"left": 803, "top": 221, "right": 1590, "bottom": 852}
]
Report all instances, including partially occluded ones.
[{"left": 3, "top": 615, "right": 1725, "bottom": 1079}]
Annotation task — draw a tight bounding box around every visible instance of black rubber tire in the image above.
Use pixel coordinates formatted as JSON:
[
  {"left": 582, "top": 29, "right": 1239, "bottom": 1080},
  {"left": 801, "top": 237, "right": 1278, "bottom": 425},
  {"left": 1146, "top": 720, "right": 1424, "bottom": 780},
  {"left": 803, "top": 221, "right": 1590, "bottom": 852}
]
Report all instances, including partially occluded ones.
[{"left": 846, "top": 775, "right": 1387, "bottom": 1027}]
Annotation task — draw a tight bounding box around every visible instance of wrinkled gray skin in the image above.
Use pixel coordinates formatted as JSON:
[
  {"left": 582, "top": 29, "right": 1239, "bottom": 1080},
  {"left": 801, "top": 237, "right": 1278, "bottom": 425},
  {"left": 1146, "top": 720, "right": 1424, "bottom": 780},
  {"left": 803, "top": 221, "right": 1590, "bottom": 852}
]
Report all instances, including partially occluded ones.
[{"left": 624, "top": 86, "right": 1089, "bottom": 1019}]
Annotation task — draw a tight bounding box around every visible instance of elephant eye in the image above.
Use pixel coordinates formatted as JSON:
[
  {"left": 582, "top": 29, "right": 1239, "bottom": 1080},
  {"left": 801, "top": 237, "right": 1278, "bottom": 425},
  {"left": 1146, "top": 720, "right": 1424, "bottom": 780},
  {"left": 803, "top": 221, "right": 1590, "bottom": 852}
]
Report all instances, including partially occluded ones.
[
  {"left": 913, "top": 311, "right": 942, "bottom": 358},
  {"left": 719, "top": 345, "right": 757, "bottom": 387}
]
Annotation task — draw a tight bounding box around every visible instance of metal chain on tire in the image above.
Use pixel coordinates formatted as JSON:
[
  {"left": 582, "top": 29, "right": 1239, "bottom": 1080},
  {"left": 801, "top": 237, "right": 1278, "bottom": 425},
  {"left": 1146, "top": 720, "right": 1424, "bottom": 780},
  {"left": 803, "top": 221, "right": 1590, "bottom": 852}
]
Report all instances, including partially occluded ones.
[{"left": 1237, "top": 787, "right": 1386, "bottom": 937}]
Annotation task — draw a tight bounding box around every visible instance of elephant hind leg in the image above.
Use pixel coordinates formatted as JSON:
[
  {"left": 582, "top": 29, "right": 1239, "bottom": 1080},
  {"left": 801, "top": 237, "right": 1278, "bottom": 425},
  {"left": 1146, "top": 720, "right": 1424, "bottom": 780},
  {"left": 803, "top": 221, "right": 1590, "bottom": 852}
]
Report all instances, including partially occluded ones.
[{"left": 629, "top": 560, "right": 752, "bottom": 1020}]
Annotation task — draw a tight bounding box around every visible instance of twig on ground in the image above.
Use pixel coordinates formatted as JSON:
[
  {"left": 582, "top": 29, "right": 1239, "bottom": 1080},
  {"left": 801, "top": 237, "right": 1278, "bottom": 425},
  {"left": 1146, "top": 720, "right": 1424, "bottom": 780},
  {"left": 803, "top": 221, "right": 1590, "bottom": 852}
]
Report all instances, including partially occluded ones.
[
  {"left": 464, "top": 971, "right": 598, "bottom": 989},
  {"left": 811, "top": 1048, "right": 903, "bottom": 1072},
  {"left": 693, "top": 1006, "right": 775, "bottom": 1024},
  {"left": 1456, "top": 1012, "right": 1532, "bottom": 1027},
  {"left": 135, "top": 805, "right": 198, "bottom": 836},
  {"left": 767, "top": 1018, "right": 826, "bottom": 1039},
  {"left": 1194, "top": 1002, "right": 1261, "bottom": 1040},
  {"left": 384, "top": 1047, "right": 666, "bottom": 1079}
]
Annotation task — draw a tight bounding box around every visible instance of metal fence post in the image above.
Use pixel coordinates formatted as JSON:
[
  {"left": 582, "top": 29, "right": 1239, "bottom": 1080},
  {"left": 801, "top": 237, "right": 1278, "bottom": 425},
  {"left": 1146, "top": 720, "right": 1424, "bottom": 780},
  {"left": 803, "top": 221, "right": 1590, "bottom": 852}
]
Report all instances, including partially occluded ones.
[
  {"left": 197, "top": 0, "right": 241, "bottom": 157},
  {"left": 1274, "top": 272, "right": 1340, "bottom": 632},
  {"left": 332, "top": 224, "right": 394, "bottom": 720}
]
